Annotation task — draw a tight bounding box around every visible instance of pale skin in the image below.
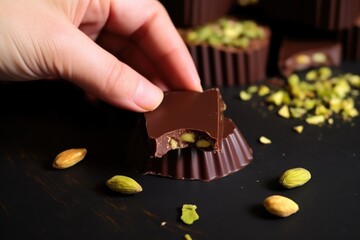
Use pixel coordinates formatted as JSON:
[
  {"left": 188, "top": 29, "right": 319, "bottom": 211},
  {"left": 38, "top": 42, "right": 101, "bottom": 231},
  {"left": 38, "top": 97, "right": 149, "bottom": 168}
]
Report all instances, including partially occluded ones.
[{"left": 0, "top": 0, "right": 202, "bottom": 112}]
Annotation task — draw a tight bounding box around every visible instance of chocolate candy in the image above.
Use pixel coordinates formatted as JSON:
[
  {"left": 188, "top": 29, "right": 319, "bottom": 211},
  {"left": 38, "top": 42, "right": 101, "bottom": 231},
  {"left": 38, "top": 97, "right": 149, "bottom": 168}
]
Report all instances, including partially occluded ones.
[
  {"left": 278, "top": 38, "right": 342, "bottom": 77},
  {"left": 144, "top": 88, "right": 225, "bottom": 158},
  {"left": 130, "top": 88, "right": 253, "bottom": 181},
  {"left": 180, "top": 21, "right": 271, "bottom": 87}
]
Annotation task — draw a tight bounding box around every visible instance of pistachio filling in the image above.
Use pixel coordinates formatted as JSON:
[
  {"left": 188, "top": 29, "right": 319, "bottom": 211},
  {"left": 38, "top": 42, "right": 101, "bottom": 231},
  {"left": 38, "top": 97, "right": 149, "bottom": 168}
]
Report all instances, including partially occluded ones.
[{"left": 168, "top": 131, "right": 214, "bottom": 151}]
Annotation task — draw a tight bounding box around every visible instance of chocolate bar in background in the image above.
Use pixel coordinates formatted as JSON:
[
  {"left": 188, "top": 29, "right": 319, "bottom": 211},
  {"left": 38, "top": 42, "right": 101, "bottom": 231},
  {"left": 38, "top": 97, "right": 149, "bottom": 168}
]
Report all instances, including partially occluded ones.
[
  {"left": 159, "top": 0, "right": 234, "bottom": 28},
  {"left": 144, "top": 89, "right": 225, "bottom": 158},
  {"left": 263, "top": 0, "right": 360, "bottom": 31},
  {"left": 278, "top": 38, "right": 342, "bottom": 77},
  {"left": 337, "top": 17, "right": 360, "bottom": 61}
]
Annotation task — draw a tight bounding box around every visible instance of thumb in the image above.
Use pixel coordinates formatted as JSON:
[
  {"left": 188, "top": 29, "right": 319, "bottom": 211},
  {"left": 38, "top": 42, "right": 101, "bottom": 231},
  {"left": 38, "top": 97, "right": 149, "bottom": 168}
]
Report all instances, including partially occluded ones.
[{"left": 55, "top": 27, "right": 163, "bottom": 112}]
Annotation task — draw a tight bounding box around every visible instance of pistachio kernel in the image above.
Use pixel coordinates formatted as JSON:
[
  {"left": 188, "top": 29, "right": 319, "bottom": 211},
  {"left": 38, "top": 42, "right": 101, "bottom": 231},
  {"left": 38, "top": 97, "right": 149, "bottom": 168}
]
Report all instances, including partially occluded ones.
[
  {"left": 293, "top": 125, "right": 304, "bottom": 134},
  {"left": 278, "top": 105, "right": 290, "bottom": 118},
  {"left": 312, "top": 52, "right": 327, "bottom": 63},
  {"left": 196, "top": 139, "right": 212, "bottom": 149},
  {"left": 259, "top": 136, "right": 271, "bottom": 144},
  {"left": 169, "top": 138, "right": 179, "bottom": 150},
  {"left": 180, "top": 132, "right": 196, "bottom": 143}
]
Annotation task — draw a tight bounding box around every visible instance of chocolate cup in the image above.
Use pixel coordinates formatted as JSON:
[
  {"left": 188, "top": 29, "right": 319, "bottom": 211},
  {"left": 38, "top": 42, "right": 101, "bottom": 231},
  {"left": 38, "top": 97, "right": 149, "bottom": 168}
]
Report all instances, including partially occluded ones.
[
  {"left": 184, "top": 27, "right": 271, "bottom": 87},
  {"left": 337, "top": 17, "right": 360, "bottom": 61},
  {"left": 278, "top": 38, "right": 342, "bottom": 77},
  {"left": 263, "top": 0, "right": 360, "bottom": 31},
  {"left": 159, "top": 0, "right": 234, "bottom": 28},
  {"left": 131, "top": 117, "right": 253, "bottom": 181}
]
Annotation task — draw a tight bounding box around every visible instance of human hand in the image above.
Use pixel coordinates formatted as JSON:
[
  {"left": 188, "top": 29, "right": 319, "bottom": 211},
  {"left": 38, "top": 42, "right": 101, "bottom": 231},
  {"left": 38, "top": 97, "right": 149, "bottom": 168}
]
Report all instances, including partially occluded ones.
[{"left": 0, "top": 0, "right": 202, "bottom": 111}]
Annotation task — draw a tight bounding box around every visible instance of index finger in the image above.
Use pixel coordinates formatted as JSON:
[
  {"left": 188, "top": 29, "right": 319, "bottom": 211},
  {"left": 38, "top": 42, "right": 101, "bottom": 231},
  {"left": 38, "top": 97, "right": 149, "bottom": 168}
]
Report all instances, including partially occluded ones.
[{"left": 105, "top": 0, "right": 202, "bottom": 91}]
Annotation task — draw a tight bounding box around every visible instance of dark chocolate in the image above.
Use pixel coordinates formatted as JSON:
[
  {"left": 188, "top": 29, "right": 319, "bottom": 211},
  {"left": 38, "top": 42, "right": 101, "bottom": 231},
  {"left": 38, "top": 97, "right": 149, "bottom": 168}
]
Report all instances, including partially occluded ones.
[
  {"left": 144, "top": 88, "right": 225, "bottom": 158},
  {"left": 184, "top": 26, "right": 271, "bottom": 87},
  {"left": 131, "top": 117, "right": 253, "bottom": 181},
  {"left": 278, "top": 38, "right": 342, "bottom": 77},
  {"left": 159, "top": 0, "right": 234, "bottom": 28},
  {"left": 263, "top": 0, "right": 360, "bottom": 31},
  {"left": 337, "top": 17, "right": 360, "bottom": 61}
]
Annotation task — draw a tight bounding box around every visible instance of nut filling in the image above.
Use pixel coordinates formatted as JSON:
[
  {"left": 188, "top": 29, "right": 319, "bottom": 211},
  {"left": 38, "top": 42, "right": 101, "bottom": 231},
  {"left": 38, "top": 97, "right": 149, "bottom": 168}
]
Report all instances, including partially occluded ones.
[{"left": 166, "top": 130, "right": 214, "bottom": 152}]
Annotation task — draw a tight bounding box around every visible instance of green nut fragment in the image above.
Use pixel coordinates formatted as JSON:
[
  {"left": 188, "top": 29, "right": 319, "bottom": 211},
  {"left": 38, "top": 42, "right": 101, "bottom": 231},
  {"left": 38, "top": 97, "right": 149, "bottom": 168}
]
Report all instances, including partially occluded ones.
[
  {"left": 247, "top": 85, "right": 258, "bottom": 93},
  {"left": 239, "top": 90, "right": 252, "bottom": 101},
  {"left": 312, "top": 52, "right": 327, "bottom": 63},
  {"left": 180, "top": 132, "right": 196, "bottom": 143},
  {"left": 278, "top": 105, "right": 290, "bottom": 118},
  {"left": 258, "top": 85, "right": 270, "bottom": 96},
  {"left": 169, "top": 138, "right": 179, "bottom": 150},
  {"left": 196, "top": 139, "right": 212, "bottom": 149},
  {"left": 184, "top": 234, "right": 192, "bottom": 240},
  {"left": 259, "top": 136, "right": 271, "bottom": 144},
  {"left": 181, "top": 204, "right": 199, "bottom": 225},
  {"left": 305, "top": 70, "right": 318, "bottom": 81},
  {"left": 293, "top": 125, "right": 304, "bottom": 134},
  {"left": 289, "top": 107, "right": 307, "bottom": 118},
  {"left": 279, "top": 167, "right": 311, "bottom": 189},
  {"left": 305, "top": 115, "right": 325, "bottom": 125},
  {"left": 106, "top": 175, "right": 143, "bottom": 194}
]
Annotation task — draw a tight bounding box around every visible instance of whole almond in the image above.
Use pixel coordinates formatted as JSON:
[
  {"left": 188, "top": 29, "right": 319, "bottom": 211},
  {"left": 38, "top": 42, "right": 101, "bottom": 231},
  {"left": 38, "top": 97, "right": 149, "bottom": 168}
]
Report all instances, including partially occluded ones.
[
  {"left": 53, "top": 148, "right": 87, "bottom": 169},
  {"left": 263, "top": 195, "right": 299, "bottom": 217}
]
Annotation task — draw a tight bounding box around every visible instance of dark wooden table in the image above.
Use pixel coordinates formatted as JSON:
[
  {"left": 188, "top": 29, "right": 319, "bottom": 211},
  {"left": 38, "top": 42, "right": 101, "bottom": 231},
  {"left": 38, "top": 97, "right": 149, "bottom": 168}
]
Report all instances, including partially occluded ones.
[{"left": 1, "top": 63, "right": 360, "bottom": 239}]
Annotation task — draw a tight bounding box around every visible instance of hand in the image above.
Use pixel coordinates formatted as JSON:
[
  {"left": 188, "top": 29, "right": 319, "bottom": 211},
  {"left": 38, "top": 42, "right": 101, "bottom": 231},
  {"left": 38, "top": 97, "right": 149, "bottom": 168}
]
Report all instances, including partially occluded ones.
[{"left": 0, "top": 0, "right": 202, "bottom": 111}]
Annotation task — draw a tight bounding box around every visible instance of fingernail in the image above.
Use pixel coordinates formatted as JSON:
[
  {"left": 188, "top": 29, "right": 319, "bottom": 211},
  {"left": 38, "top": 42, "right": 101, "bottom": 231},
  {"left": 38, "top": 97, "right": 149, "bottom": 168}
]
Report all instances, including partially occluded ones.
[{"left": 133, "top": 79, "right": 164, "bottom": 111}]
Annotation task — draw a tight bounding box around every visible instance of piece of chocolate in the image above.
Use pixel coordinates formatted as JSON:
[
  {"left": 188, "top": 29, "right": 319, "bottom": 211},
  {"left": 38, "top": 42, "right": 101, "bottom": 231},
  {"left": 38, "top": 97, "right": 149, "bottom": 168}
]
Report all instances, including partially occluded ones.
[
  {"left": 159, "top": 0, "right": 234, "bottom": 28},
  {"left": 263, "top": 0, "right": 360, "bottom": 31},
  {"left": 144, "top": 88, "right": 225, "bottom": 158},
  {"left": 337, "top": 17, "right": 360, "bottom": 61},
  {"left": 129, "top": 89, "right": 253, "bottom": 181},
  {"left": 131, "top": 117, "right": 253, "bottom": 181},
  {"left": 180, "top": 18, "right": 271, "bottom": 87},
  {"left": 278, "top": 38, "right": 342, "bottom": 77}
]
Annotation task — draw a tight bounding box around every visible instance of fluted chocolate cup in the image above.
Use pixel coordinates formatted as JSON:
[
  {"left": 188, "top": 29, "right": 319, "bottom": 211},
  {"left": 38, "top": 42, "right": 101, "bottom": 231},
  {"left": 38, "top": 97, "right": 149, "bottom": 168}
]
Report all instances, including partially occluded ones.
[{"left": 130, "top": 117, "right": 253, "bottom": 181}]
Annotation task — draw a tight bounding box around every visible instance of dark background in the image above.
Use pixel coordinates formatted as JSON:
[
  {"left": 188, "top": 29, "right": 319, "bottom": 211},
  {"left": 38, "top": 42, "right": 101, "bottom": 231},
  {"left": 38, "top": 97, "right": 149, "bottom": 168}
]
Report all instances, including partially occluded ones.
[{"left": 1, "top": 62, "right": 360, "bottom": 239}]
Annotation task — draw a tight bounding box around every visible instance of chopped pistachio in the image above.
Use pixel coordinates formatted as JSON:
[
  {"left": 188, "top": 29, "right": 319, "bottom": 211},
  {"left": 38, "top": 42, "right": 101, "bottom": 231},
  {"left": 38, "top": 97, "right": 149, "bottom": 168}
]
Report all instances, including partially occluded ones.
[
  {"left": 306, "top": 70, "right": 318, "bottom": 81},
  {"left": 305, "top": 115, "right": 325, "bottom": 125},
  {"left": 169, "top": 139, "right": 179, "bottom": 150},
  {"left": 289, "top": 107, "right": 307, "bottom": 118},
  {"left": 181, "top": 204, "right": 199, "bottom": 225},
  {"left": 293, "top": 125, "right": 304, "bottom": 134},
  {"left": 278, "top": 105, "right": 290, "bottom": 118},
  {"left": 196, "top": 139, "right": 212, "bottom": 148},
  {"left": 312, "top": 53, "right": 327, "bottom": 63},
  {"left": 184, "top": 234, "right": 192, "bottom": 240},
  {"left": 258, "top": 85, "right": 270, "bottom": 96},
  {"left": 266, "top": 90, "right": 288, "bottom": 106},
  {"left": 247, "top": 85, "right": 258, "bottom": 93},
  {"left": 259, "top": 136, "right": 272, "bottom": 144},
  {"left": 318, "top": 67, "right": 332, "bottom": 80},
  {"left": 239, "top": 90, "right": 252, "bottom": 101},
  {"left": 180, "top": 132, "right": 196, "bottom": 143}
]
